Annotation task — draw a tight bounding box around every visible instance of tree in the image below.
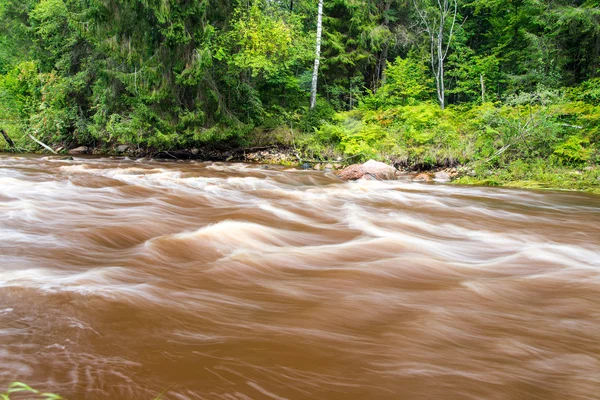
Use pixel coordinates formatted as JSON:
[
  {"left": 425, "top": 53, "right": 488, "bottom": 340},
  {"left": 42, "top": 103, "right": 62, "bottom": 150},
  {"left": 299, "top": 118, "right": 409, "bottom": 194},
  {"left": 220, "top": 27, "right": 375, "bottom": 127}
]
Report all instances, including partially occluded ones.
[
  {"left": 413, "top": 0, "right": 458, "bottom": 109},
  {"left": 310, "top": 0, "right": 323, "bottom": 110},
  {"left": 374, "top": 0, "right": 392, "bottom": 89}
]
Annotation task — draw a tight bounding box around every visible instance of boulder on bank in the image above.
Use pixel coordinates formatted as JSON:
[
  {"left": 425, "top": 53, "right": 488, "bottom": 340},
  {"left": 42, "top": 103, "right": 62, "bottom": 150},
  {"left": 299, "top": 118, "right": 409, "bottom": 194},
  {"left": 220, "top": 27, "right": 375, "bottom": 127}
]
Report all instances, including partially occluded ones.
[
  {"left": 337, "top": 160, "right": 398, "bottom": 181},
  {"left": 413, "top": 173, "right": 432, "bottom": 182},
  {"left": 433, "top": 171, "right": 451, "bottom": 182},
  {"left": 68, "top": 146, "right": 88, "bottom": 155}
]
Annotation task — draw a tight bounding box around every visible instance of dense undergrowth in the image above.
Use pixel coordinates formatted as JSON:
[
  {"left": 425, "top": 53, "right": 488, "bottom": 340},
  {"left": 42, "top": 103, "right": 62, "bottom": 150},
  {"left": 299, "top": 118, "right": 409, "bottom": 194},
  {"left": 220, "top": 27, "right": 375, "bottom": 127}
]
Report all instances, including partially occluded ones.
[
  {"left": 295, "top": 61, "right": 600, "bottom": 192},
  {"left": 2, "top": 67, "right": 599, "bottom": 193}
]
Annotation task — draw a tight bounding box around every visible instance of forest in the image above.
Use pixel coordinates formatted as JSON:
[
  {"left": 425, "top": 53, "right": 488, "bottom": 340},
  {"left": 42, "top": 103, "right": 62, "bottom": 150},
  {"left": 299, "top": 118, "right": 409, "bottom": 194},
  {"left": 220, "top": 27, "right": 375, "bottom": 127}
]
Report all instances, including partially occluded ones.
[{"left": 1, "top": 0, "right": 599, "bottom": 191}]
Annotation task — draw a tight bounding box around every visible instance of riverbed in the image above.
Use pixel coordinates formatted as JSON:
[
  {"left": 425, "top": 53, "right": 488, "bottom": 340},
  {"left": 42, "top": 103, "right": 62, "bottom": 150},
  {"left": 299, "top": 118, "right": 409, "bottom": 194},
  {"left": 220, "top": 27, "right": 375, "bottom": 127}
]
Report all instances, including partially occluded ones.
[{"left": 1, "top": 154, "right": 599, "bottom": 399}]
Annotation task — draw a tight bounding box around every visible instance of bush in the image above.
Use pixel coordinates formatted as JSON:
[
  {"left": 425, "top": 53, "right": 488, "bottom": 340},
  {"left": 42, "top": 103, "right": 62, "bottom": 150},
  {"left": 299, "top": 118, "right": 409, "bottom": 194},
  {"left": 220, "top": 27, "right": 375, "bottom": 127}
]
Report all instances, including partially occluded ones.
[
  {"left": 553, "top": 135, "right": 591, "bottom": 165},
  {"left": 361, "top": 56, "right": 433, "bottom": 109},
  {"left": 567, "top": 78, "right": 600, "bottom": 105},
  {"left": 298, "top": 99, "right": 336, "bottom": 132}
]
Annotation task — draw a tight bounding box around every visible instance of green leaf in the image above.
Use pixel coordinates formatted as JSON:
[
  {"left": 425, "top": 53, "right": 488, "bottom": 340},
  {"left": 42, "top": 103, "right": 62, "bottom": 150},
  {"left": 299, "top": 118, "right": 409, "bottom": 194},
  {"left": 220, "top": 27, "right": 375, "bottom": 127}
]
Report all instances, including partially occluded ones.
[
  {"left": 41, "top": 393, "right": 64, "bottom": 399},
  {"left": 8, "top": 382, "right": 39, "bottom": 394}
]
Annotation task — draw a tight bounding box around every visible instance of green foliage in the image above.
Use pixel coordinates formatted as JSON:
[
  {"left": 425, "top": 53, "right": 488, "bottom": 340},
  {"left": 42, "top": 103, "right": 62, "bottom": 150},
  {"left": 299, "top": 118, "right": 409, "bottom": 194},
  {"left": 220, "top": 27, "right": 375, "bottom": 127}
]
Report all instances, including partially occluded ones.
[
  {"left": 456, "top": 160, "right": 600, "bottom": 194},
  {"left": 298, "top": 98, "right": 336, "bottom": 132},
  {"left": 315, "top": 110, "right": 394, "bottom": 160},
  {"left": 447, "top": 47, "right": 501, "bottom": 103},
  {"left": 0, "top": 0, "right": 599, "bottom": 195},
  {"left": 29, "top": 0, "right": 73, "bottom": 70},
  {"left": 553, "top": 135, "right": 591, "bottom": 165},
  {"left": 308, "top": 80, "right": 600, "bottom": 183},
  {"left": 567, "top": 78, "right": 600, "bottom": 105},
  {"left": 362, "top": 56, "right": 433, "bottom": 109},
  {"left": 1, "top": 382, "right": 62, "bottom": 400},
  {"left": 0, "top": 61, "right": 41, "bottom": 126},
  {"left": 309, "top": 101, "right": 469, "bottom": 167},
  {"left": 224, "top": 1, "right": 311, "bottom": 79}
]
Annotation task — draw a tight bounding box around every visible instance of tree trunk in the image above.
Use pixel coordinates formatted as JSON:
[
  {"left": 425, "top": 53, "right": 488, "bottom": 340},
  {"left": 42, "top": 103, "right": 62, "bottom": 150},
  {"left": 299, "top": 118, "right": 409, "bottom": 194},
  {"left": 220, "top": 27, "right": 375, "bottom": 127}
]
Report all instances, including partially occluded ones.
[
  {"left": 28, "top": 134, "right": 58, "bottom": 154},
  {"left": 592, "top": 24, "right": 600, "bottom": 78},
  {"left": 481, "top": 74, "right": 486, "bottom": 103},
  {"left": 1, "top": 129, "right": 15, "bottom": 149},
  {"left": 414, "top": 0, "right": 457, "bottom": 110},
  {"left": 437, "top": 22, "right": 445, "bottom": 110},
  {"left": 375, "top": 0, "right": 391, "bottom": 91},
  {"left": 310, "top": 0, "right": 324, "bottom": 110}
]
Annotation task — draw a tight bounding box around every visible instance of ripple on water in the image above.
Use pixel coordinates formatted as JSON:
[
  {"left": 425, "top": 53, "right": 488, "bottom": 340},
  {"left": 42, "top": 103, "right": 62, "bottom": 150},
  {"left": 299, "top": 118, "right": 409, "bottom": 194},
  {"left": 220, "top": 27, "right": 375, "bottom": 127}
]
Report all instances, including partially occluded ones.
[{"left": 0, "top": 155, "right": 599, "bottom": 400}]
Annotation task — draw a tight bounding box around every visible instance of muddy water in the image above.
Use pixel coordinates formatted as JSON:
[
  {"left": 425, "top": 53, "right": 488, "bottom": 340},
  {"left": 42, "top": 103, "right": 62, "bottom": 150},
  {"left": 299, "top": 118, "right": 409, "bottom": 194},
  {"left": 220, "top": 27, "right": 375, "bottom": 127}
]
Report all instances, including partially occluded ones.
[{"left": 1, "top": 154, "right": 599, "bottom": 400}]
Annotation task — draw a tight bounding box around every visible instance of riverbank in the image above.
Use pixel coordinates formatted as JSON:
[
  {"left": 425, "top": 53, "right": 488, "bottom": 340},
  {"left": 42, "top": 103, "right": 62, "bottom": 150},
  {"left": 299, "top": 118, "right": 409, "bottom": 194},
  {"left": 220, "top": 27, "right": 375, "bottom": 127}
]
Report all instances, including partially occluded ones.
[
  {"left": 2, "top": 145, "right": 598, "bottom": 194},
  {"left": 2, "top": 86, "right": 599, "bottom": 194},
  {"left": 455, "top": 162, "right": 600, "bottom": 194}
]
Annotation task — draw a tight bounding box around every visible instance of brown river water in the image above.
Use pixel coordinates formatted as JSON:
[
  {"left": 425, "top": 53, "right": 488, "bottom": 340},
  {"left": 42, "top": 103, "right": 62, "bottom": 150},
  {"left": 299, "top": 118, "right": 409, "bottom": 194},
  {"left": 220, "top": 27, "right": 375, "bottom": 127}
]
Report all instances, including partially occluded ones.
[{"left": 1, "top": 154, "right": 599, "bottom": 400}]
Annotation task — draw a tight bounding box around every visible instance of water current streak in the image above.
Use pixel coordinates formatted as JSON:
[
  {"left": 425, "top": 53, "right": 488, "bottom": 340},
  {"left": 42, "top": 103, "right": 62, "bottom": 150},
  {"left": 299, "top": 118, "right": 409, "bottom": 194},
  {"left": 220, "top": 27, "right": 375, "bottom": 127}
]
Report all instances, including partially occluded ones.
[{"left": 1, "top": 154, "right": 599, "bottom": 399}]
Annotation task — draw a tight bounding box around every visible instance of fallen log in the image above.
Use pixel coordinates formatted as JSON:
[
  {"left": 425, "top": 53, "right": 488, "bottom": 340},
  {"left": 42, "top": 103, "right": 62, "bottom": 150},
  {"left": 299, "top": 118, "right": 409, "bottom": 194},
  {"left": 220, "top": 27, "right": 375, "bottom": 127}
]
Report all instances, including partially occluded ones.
[
  {"left": 1, "top": 128, "right": 15, "bottom": 149},
  {"left": 28, "top": 134, "right": 58, "bottom": 154}
]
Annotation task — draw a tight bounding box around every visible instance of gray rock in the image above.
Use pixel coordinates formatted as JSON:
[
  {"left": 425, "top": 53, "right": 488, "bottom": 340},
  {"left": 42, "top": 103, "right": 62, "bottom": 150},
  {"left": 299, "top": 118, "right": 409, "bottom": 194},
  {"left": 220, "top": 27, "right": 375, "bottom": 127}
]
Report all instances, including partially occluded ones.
[
  {"left": 68, "top": 146, "right": 88, "bottom": 155},
  {"left": 116, "top": 144, "right": 129, "bottom": 153},
  {"left": 434, "top": 171, "right": 451, "bottom": 182}
]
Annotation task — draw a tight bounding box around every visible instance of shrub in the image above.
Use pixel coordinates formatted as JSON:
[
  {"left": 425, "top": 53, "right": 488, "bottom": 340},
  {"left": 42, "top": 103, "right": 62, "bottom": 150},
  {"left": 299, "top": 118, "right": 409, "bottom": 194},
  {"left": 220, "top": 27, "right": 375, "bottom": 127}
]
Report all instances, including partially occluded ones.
[
  {"left": 361, "top": 56, "right": 433, "bottom": 109},
  {"left": 553, "top": 135, "right": 591, "bottom": 165}
]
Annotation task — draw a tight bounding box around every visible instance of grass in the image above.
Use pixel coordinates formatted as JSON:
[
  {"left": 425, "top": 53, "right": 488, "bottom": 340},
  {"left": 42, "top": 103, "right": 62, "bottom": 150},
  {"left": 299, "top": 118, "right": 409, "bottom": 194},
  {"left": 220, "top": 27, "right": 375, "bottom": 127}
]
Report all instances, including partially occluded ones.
[{"left": 454, "top": 161, "right": 600, "bottom": 194}]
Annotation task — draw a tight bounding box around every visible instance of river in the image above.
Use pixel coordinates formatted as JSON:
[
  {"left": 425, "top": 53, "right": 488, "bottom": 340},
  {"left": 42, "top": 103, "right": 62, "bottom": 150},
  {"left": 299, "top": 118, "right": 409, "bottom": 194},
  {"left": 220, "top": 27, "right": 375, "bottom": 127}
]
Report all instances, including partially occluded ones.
[{"left": 1, "top": 154, "right": 599, "bottom": 399}]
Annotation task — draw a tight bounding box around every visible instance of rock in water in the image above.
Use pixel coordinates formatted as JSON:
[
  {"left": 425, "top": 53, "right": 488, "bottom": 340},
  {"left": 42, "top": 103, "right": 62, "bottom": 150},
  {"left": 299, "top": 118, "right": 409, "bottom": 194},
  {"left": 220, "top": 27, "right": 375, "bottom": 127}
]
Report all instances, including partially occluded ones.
[
  {"left": 337, "top": 164, "right": 365, "bottom": 180},
  {"left": 337, "top": 160, "right": 398, "bottom": 181},
  {"left": 413, "top": 173, "right": 433, "bottom": 182},
  {"left": 68, "top": 146, "right": 88, "bottom": 155},
  {"left": 433, "top": 171, "right": 451, "bottom": 182},
  {"left": 116, "top": 144, "right": 129, "bottom": 153}
]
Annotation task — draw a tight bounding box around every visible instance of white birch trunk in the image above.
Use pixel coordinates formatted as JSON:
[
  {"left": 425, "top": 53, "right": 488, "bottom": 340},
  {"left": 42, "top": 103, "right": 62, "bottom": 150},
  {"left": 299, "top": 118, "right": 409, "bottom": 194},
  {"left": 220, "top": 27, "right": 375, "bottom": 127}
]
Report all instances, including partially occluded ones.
[
  {"left": 310, "top": 0, "right": 324, "bottom": 110},
  {"left": 480, "top": 74, "right": 486, "bottom": 103},
  {"left": 414, "top": 0, "right": 457, "bottom": 110}
]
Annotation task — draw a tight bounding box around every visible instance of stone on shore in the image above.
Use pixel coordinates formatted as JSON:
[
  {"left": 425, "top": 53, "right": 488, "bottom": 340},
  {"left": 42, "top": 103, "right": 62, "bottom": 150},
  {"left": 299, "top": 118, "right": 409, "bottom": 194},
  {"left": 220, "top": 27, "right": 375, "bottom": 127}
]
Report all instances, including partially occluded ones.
[
  {"left": 68, "top": 146, "right": 88, "bottom": 155},
  {"left": 433, "top": 171, "right": 451, "bottom": 182},
  {"left": 338, "top": 160, "right": 398, "bottom": 181},
  {"left": 413, "top": 173, "right": 433, "bottom": 182}
]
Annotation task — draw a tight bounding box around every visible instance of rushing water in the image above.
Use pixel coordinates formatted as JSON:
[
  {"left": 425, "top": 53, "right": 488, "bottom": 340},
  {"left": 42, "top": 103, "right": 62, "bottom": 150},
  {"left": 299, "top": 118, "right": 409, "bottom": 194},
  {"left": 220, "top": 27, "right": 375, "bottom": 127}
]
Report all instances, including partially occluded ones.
[{"left": 1, "top": 154, "right": 599, "bottom": 400}]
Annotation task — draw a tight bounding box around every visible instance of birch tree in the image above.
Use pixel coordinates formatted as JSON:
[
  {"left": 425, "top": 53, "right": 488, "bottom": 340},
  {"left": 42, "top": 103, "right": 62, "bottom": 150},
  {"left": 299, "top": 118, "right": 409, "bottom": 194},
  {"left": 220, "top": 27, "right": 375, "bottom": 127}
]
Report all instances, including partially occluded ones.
[
  {"left": 310, "top": 0, "right": 323, "bottom": 110},
  {"left": 413, "top": 0, "right": 458, "bottom": 110}
]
